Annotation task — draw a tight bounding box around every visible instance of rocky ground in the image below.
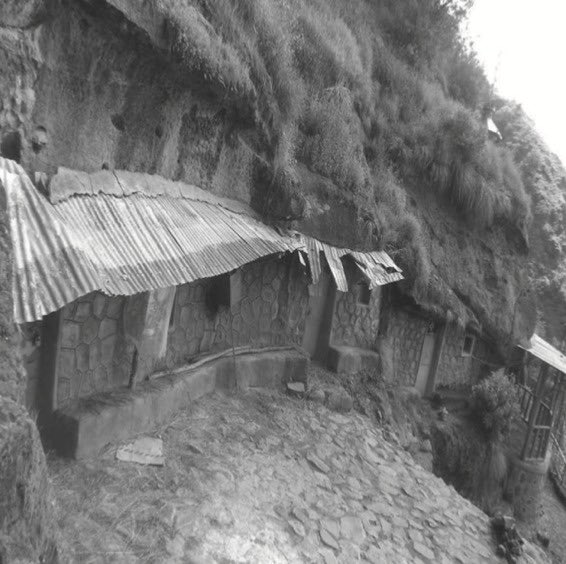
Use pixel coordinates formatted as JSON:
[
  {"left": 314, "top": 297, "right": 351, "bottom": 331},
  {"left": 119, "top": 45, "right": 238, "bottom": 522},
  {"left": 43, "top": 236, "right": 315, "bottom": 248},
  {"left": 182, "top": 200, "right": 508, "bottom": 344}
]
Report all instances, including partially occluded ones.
[
  {"left": 529, "top": 478, "right": 566, "bottom": 564},
  {"left": 48, "top": 383, "right": 550, "bottom": 563}
]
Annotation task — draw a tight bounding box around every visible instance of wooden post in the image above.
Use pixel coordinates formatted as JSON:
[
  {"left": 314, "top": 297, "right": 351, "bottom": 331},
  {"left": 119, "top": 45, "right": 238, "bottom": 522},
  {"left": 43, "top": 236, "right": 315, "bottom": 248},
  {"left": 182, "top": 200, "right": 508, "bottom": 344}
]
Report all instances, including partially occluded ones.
[{"left": 521, "top": 363, "right": 550, "bottom": 460}]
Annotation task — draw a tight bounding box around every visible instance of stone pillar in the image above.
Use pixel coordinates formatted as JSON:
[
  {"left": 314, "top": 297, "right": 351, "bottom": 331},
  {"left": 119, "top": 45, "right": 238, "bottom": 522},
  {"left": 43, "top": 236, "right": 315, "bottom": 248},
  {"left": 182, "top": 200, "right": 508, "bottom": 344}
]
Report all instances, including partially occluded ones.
[{"left": 505, "top": 452, "right": 550, "bottom": 522}]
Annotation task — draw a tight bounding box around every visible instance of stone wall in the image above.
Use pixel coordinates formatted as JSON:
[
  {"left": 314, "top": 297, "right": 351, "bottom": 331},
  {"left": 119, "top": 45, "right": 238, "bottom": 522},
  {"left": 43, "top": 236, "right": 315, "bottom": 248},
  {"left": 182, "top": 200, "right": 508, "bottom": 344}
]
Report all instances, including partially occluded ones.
[
  {"left": 57, "top": 292, "right": 131, "bottom": 406},
  {"left": 435, "top": 324, "right": 473, "bottom": 388},
  {"left": 55, "top": 256, "right": 308, "bottom": 405},
  {"left": 386, "top": 308, "right": 431, "bottom": 387},
  {"left": 166, "top": 256, "right": 308, "bottom": 367},
  {"left": 331, "top": 279, "right": 382, "bottom": 351}
]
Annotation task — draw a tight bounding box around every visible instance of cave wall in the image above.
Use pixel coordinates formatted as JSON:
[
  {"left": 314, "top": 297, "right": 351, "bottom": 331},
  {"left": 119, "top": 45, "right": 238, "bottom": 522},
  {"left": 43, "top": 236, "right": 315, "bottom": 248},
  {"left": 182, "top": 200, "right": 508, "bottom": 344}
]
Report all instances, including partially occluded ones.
[
  {"left": 497, "top": 103, "right": 566, "bottom": 347},
  {"left": 22, "top": 1, "right": 256, "bottom": 205},
  {"left": 0, "top": 15, "right": 59, "bottom": 553}
]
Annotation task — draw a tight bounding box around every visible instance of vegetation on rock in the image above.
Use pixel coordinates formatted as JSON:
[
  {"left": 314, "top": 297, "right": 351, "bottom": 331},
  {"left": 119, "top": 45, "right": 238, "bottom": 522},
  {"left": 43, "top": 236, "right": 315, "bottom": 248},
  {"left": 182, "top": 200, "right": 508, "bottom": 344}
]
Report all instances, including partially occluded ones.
[
  {"left": 470, "top": 370, "right": 521, "bottom": 442},
  {"left": 496, "top": 102, "right": 566, "bottom": 347},
  {"left": 154, "top": 0, "right": 530, "bottom": 335}
]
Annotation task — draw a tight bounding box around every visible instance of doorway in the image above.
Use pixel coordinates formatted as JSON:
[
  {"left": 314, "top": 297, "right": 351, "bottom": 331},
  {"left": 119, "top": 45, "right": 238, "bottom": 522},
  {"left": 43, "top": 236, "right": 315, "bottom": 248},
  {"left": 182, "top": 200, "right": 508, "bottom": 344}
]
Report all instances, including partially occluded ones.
[
  {"left": 302, "top": 271, "right": 334, "bottom": 361},
  {"left": 415, "top": 329, "right": 437, "bottom": 396}
]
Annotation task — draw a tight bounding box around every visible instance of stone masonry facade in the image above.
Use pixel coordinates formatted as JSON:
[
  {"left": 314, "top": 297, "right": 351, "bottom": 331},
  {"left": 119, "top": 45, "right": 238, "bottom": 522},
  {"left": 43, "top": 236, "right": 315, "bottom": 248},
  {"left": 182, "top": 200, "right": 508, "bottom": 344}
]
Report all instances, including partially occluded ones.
[
  {"left": 55, "top": 256, "right": 309, "bottom": 406},
  {"left": 57, "top": 292, "right": 131, "bottom": 406},
  {"left": 331, "top": 284, "right": 382, "bottom": 351},
  {"left": 386, "top": 309, "right": 431, "bottom": 387},
  {"left": 435, "top": 324, "right": 473, "bottom": 388},
  {"left": 166, "top": 256, "right": 308, "bottom": 368}
]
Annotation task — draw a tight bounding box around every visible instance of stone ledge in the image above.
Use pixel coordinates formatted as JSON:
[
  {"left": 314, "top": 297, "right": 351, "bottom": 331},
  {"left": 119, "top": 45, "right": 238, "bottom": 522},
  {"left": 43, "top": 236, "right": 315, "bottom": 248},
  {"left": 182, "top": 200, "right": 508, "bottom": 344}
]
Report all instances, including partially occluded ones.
[
  {"left": 327, "top": 345, "right": 379, "bottom": 373},
  {"left": 48, "top": 348, "right": 308, "bottom": 459}
]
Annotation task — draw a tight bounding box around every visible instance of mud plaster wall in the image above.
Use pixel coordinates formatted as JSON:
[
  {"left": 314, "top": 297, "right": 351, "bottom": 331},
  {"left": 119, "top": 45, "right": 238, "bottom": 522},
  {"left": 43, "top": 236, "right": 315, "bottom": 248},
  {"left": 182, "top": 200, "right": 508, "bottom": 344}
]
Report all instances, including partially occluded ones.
[
  {"left": 166, "top": 256, "right": 308, "bottom": 367},
  {"left": 331, "top": 283, "right": 382, "bottom": 350},
  {"left": 56, "top": 292, "right": 131, "bottom": 407},
  {"left": 386, "top": 309, "right": 430, "bottom": 387}
]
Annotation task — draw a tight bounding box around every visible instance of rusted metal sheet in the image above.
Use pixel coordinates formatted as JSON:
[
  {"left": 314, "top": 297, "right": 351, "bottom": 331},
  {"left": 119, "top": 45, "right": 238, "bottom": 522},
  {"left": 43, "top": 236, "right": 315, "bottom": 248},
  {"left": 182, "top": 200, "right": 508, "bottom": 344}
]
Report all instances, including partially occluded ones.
[
  {"left": 299, "top": 234, "right": 403, "bottom": 291},
  {"left": 0, "top": 158, "right": 99, "bottom": 323},
  {"left": 5, "top": 163, "right": 403, "bottom": 322},
  {"left": 520, "top": 334, "right": 566, "bottom": 376}
]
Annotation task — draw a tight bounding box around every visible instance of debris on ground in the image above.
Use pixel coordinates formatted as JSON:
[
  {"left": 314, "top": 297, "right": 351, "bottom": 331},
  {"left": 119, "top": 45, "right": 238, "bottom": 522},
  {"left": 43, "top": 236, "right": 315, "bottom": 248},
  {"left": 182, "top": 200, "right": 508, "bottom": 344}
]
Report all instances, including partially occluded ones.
[
  {"left": 492, "top": 514, "right": 525, "bottom": 563},
  {"left": 536, "top": 530, "right": 550, "bottom": 549},
  {"left": 306, "top": 388, "right": 326, "bottom": 404},
  {"left": 286, "top": 381, "right": 306, "bottom": 397},
  {"left": 116, "top": 437, "right": 164, "bottom": 466},
  {"left": 325, "top": 389, "right": 353, "bottom": 413}
]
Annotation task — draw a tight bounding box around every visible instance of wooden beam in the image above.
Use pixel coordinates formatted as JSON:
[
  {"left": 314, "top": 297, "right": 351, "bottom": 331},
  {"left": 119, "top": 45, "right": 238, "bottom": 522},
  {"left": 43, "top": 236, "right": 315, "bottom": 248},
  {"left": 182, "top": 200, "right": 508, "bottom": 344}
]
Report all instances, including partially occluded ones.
[{"left": 521, "top": 363, "right": 550, "bottom": 460}]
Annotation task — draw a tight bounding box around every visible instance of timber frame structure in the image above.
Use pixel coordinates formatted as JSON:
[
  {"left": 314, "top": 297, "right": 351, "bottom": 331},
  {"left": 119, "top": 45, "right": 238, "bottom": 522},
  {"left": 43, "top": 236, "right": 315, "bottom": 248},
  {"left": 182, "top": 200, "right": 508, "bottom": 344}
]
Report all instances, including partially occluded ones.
[{"left": 516, "top": 335, "right": 566, "bottom": 462}]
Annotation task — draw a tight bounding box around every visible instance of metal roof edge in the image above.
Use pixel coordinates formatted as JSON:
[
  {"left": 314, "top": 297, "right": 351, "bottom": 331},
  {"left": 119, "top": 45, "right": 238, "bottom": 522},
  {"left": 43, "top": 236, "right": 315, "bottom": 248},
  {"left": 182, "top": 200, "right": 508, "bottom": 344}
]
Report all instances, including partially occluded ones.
[{"left": 519, "top": 334, "right": 566, "bottom": 375}]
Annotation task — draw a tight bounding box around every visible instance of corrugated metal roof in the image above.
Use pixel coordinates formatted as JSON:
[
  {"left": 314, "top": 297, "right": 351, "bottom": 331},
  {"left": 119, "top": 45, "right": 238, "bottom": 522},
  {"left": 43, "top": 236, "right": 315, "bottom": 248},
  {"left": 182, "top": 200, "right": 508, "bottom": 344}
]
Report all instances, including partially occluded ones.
[
  {"left": 519, "top": 334, "right": 566, "bottom": 375},
  {"left": 299, "top": 234, "right": 403, "bottom": 291},
  {"left": 2, "top": 161, "right": 403, "bottom": 322},
  {"left": 0, "top": 158, "right": 100, "bottom": 323}
]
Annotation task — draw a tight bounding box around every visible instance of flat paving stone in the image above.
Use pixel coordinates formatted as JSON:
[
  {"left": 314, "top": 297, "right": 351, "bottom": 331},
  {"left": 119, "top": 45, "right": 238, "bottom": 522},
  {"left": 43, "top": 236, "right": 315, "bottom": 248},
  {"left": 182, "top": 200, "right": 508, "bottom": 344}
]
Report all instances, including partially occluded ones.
[{"left": 49, "top": 388, "right": 550, "bottom": 564}]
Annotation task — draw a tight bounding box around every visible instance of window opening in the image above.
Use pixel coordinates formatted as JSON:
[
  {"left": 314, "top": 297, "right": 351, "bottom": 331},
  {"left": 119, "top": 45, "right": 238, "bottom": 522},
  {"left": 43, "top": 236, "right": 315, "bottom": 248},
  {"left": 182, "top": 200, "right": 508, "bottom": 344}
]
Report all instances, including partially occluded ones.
[
  {"left": 355, "top": 281, "right": 371, "bottom": 306},
  {"left": 462, "top": 334, "right": 475, "bottom": 357}
]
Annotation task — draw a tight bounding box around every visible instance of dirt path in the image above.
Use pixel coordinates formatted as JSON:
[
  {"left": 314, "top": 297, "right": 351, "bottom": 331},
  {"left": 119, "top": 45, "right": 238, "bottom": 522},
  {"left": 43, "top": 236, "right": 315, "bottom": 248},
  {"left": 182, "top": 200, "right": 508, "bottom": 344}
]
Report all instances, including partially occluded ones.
[{"left": 49, "top": 388, "right": 549, "bottom": 563}]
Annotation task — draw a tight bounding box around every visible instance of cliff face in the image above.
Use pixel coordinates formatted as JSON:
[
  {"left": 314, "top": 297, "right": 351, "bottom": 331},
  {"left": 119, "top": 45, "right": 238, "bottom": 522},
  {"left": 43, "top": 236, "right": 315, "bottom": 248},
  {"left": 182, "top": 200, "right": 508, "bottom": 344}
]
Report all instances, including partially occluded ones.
[
  {"left": 497, "top": 103, "right": 566, "bottom": 347},
  {"left": 0, "top": 116, "right": 58, "bottom": 563},
  {"left": 0, "top": 0, "right": 535, "bottom": 348}
]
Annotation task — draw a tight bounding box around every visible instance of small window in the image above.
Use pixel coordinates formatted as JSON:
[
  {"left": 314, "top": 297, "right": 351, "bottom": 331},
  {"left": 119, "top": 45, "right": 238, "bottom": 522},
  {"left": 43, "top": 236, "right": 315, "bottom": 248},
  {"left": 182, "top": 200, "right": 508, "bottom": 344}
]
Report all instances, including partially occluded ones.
[
  {"left": 206, "top": 270, "right": 242, "bottom": 314},
  {"left": 355, "top": 282, "right": 371, "bottom": 306},
  {"left": 462, "top": 334, "right": 475, "bottom": 357}
]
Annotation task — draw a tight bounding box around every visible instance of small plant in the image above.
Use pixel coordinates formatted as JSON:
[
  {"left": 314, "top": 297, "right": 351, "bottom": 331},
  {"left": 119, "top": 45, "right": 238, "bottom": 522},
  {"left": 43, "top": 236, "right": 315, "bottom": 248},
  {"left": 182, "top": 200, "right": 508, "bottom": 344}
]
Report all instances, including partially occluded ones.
[{"left": 470, "top": 370, "right": 521, "bottom": 442}]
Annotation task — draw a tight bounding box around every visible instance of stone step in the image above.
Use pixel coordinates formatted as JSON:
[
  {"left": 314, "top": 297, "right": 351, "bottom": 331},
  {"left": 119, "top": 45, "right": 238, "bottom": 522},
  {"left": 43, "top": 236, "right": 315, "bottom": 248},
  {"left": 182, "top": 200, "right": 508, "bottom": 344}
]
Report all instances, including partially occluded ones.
[{"left": 326, "top": 345, "right": 380, "bottom": 374}]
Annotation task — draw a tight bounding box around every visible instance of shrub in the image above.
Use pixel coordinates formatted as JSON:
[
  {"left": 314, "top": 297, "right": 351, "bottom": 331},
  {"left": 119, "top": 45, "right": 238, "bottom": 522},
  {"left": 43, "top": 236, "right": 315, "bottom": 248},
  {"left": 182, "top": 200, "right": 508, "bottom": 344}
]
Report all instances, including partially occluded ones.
[
  {"left": 300, "top": 87, "right": 369, "bottom": 199},
  {"left": 470, "top": 370, "right": 521, "bottom": 442}
]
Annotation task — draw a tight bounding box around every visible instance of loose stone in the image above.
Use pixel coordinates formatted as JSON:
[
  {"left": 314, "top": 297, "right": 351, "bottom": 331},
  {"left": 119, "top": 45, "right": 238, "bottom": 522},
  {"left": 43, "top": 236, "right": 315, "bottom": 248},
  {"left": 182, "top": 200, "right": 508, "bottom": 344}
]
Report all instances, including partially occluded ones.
[{"left": 320, "top": 528, "right": 340, "bottom": 551}]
